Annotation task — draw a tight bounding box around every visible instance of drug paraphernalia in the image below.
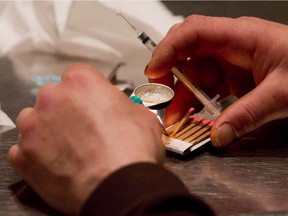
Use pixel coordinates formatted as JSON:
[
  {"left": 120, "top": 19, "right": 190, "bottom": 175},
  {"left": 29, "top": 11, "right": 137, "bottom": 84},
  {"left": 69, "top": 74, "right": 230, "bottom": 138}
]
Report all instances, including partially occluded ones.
[
  {"left": 118, "top": 11, "right": 220, "bottom": 154},
  {"left": 130, "top": 83, "right": 174, "bottom": 136},
  {"left": 169, "top": 107, "right": 194, "bottom": 137},
  {"left": 132, "top": 83, "right": 174, "bottom": 110},
  {"left": 163, "top": 109, "right": 213, "bottom": 155},
  {"left": 117, "top": 11, "right": 222, "bottom": 121}
]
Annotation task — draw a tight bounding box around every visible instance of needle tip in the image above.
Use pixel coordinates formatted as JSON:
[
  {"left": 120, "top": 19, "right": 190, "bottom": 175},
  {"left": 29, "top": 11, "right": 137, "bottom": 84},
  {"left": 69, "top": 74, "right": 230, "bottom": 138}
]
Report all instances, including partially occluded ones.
[{"left": 116, "top": 10, "right": 123, "bottom": 17}]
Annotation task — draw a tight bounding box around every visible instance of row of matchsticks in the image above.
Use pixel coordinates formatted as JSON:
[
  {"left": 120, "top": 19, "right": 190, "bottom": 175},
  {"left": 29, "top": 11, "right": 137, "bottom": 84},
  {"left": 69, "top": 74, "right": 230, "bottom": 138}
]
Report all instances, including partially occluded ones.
[{"left": 163, "top": 108, "right": 214, "bottom": 145}]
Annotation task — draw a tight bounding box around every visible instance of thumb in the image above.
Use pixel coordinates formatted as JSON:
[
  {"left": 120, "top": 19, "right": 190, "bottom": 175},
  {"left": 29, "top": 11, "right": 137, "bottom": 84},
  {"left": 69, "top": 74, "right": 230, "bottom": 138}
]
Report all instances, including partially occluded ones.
[{"left": 210, "top": 74, "right": 288, "bottom": 148}]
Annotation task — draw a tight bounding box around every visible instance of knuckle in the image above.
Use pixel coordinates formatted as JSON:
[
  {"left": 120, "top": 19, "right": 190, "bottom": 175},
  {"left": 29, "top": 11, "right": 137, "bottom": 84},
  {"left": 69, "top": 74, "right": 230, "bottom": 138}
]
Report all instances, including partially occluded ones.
[
  {"left": 184, "top": 14, "right": 210, "bottom": 26},
  {"left": 266, "top": 73, "right": 288, "bottom": 116},
  {"left": 62, "top": 64, "right": 87, "bottom": 82},
  {"left": 237, "top": 103, "right": 259, "bottom": 134},
  {"left": 36, "top": 83, "right": 57, "bottom": 111},
  {"left": 20, "top": 120, "right": 35, "bottom": 139},
  {"left": 145, "top": 110, "right": 162, "bottom": 133},
  {"left": 137, "top": 106, "right": 160, "bottom": 128},
  {"left": 62, "top": 63, "right": 103, "bottom": 86},
  {"left": 236, "top": 16, "right": 262, "bottom": 23},
  {"left": 272, "top": 87, "right": 288, "bottom": 109},
  {"left": 7, "top": 145, "right": 20, "bottom": 169},
  {"left": 16, "top": 107, "right": 31, "bottom": 127},
  {"left": 219, "top": 101, "right": 259, "bottom": 139},
  {"left": 167, "top": 23, "right": 181, "bottom": 34},
  {"left": 16, "top": 108, "right": 35, "bottom": 137}
]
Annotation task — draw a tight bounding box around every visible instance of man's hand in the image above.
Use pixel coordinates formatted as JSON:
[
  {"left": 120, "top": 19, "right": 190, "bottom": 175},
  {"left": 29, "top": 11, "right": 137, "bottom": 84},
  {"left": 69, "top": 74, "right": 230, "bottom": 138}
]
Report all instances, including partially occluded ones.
[
  {"left": 145, "top": 15, "right": 288, "bottom": 148},
  {"left": 8, "top": 63, "right": 164, "bottom": 215}
]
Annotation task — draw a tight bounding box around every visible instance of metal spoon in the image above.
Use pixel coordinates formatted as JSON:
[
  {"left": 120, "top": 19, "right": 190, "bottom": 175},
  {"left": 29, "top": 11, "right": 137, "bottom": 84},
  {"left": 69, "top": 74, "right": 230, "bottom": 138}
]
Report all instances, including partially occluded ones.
[{"left": 132, "top": 83, "right": 174, "bottom": 110}]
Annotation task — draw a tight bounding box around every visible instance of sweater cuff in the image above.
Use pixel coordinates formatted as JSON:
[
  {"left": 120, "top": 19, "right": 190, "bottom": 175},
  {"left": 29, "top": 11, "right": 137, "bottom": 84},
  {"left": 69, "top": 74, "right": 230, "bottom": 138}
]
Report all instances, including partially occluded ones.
[{"left": 80, "top": 163, "right": 214, "bottom": 216}]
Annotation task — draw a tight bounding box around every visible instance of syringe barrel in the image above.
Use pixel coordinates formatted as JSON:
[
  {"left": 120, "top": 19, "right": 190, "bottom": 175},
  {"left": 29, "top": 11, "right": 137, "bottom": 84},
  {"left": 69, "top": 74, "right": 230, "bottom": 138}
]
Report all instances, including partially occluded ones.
[
  {"left": 138, "top": 32, "right": 156, "bottom": 52},
  {"left": 138, "top": 31, "right": 222, "bottom": 118},
  {"left": 137, "top": 32, "right": 211, "bottom": 108}
]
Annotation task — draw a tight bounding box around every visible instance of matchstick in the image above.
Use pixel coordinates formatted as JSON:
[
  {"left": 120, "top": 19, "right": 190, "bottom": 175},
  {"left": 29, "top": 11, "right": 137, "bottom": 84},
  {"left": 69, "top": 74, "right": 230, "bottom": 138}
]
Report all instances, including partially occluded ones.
[
  {"left": 166, "top": 116, "right": 194, "bottom": 134},
  {"left": 176, "top": 119, "right": 210, "bottom": 141},
  {"left": 183, "top": 121, "right": 214, "bottom": 143},
  {"left": 174, "top": 117, "right": 203, "bottom": 138},
  {"left": 170, "top": 107, "right": 195, "bottom": 137}
]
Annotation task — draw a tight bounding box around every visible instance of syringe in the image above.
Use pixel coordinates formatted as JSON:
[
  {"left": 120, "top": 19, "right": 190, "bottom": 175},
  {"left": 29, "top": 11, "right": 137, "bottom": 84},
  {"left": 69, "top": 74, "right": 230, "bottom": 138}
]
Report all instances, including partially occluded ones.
[{"left": 117, "top": 11, "right": 222, "bottom": 120}]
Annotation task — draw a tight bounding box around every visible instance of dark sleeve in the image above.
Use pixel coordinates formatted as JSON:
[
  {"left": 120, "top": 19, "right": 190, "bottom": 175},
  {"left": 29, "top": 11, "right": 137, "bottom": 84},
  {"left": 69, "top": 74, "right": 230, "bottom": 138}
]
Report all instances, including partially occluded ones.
[{"left": 80, "top": 163, "right": 215, "bottom": 216}]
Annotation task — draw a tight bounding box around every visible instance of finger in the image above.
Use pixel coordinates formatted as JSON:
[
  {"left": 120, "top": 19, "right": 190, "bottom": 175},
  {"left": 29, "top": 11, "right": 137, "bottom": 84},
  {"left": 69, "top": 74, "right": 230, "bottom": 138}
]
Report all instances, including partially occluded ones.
[
  {"left": 148, "top": 72, "right": 175, "bottom": 89},
  {"left": 183, "top": 57, "right": 229, "bottom": 95},
  {"left": 217, "top": 59, "right": 256, "bottom": 98},
  {"left": 148, "top": 22, "right": 181, "bottom": 81},
  {"left": 16, "top": 107, "right": 34, "bottom": 138},
  {"left": 8, "top": 144, "right": 29, "bottom": 174},
  {"left": 148, "top": 59, "right": 193, "bottom": 87},
  {"left": 145, "top": 15, "right": 277, "bottom": 79},
  {"left": 210, "top": 72, "right": 288, "bottom": 148},
  {"left": 166, "top": 23, "right": 181, "bottom": 35}
]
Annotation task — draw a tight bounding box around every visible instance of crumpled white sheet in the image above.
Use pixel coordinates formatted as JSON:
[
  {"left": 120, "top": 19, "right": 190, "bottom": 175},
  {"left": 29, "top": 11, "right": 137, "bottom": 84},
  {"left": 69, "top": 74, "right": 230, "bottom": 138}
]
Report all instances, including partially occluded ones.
[
  {"left": 0, "top": 107, "right": 15, "bottom": 133},
  {"left": 0, "top": 0, "right": 183, "bottom": 132},
  {"left": 0, "top": 0, "right": 183, "bottom": 70}
]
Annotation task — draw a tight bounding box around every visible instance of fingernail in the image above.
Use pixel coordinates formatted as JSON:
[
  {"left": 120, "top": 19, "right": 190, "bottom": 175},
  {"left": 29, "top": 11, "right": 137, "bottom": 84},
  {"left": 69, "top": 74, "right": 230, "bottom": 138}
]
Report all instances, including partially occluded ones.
[{"left": 215, "top": 123, "right": 236, "bottom": 147}]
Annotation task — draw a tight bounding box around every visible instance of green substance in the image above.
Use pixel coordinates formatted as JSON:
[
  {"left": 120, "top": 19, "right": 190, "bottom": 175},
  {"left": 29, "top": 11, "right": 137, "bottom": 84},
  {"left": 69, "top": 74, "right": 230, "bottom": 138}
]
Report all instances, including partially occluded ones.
[{"left": 130, "top": 96, "right": 143, "bottom": 105}]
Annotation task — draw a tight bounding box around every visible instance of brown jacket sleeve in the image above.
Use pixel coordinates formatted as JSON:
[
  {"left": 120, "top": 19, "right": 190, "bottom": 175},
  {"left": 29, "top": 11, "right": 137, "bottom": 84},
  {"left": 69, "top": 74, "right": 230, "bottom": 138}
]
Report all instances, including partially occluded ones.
[{"left": 80, "top": 163, "right": 215, "bottom": 216}]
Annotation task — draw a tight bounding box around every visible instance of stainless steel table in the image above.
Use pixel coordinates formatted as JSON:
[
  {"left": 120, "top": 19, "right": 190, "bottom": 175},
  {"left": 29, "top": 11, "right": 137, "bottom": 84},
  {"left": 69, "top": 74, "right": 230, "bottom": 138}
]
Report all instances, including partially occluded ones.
[{"left": 1, "top": 56, "right": 288, "bottom": 216}]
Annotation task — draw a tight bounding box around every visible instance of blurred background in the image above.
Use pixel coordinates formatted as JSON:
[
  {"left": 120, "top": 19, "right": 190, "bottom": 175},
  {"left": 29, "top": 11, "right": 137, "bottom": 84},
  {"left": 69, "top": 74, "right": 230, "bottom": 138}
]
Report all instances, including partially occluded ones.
[{"left": 163, "top": 1, "right": 288, "bottom": 25}]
